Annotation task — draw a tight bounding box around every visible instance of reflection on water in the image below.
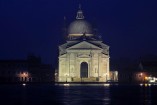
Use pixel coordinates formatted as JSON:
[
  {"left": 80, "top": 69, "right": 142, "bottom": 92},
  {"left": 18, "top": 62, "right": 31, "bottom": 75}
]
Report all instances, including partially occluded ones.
[
  {"left": 0, "top": 84, "right": 157, "bottom": 105},
  {"left": 140, "top": 86, "right": 152, "bottom": 105},
  {"left": 59, "top": 85, "right": 110, "bottom": 105}
]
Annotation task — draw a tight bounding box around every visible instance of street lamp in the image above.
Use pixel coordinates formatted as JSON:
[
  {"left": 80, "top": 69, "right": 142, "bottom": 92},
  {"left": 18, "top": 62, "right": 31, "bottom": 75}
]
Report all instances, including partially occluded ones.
[{"left": 23, "top": 72, "right": 26, "bottom": 76}]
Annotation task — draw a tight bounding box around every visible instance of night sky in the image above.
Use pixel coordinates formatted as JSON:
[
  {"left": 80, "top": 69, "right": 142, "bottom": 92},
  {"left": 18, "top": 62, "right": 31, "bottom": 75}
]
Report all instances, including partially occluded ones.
[{"left": 0, "top": 0, "right": 157, "bottom": 65}]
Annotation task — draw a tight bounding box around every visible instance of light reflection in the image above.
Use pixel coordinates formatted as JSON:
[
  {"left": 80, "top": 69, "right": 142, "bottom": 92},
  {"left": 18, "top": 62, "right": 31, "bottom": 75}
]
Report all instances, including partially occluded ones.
[
  {"left": 104, "top": 84, "right": 110, "bottom": 87},
  {"left": 57, "top": 83, "right": 113, "bottom": 86},
  {"left": 63, "top": 84, "right": 70, "bottom": 86},
  {"left": 140, "top": 83, "right": 153, "bottom": 87},
  {"left": 140, "top": 83, "right": 143, "bottom": 86},
  {"left": 61, "top": 83, "right": 111, "bottom": 105},
  {"left": 140, "top": 83, "right": 152, "bottom": 105},
  {"left": 22, "top": 83, "right": 26, "bottom": 86}
]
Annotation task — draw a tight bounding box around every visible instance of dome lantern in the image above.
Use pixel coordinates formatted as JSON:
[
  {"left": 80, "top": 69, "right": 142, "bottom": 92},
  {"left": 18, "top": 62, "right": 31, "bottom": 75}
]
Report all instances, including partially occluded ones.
[
  {"left": 68, "top": 5, "right": 93, "bottom": 38},
  {"left": 76, "top": 4, "right": 84, "bottom": 20}
]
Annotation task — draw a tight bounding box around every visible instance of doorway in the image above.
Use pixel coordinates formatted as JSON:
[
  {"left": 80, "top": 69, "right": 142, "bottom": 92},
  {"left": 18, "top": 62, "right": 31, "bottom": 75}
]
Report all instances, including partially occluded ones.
[{"left": 80, "top": 62, "right": 88, "bottom": 78}]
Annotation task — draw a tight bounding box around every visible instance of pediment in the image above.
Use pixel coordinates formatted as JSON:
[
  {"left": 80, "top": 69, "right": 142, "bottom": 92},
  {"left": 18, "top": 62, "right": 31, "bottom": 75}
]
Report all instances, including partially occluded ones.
[
  {"left": 66, "top": 41, "right": 102, "bottom": 50},
  {"left": 59, "top": 53, "right": 67, "bottom": 58}
]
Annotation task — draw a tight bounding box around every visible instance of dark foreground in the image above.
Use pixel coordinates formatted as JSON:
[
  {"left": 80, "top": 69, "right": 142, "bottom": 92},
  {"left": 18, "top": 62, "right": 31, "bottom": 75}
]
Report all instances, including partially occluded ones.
[{"left": 0, "top": 83, "right": 157, "bottom": 105}]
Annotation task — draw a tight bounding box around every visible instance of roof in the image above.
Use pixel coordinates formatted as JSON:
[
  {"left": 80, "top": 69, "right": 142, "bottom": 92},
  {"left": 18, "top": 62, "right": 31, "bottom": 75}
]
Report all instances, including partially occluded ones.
[{"left": 68, "top": 20, "right": 93, "bottom": 36}]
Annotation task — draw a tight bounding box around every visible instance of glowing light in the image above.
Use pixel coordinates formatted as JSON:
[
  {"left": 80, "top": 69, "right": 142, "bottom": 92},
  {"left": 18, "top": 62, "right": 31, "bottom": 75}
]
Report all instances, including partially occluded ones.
[
  {"left": 150, "top": 79, "right": 155, "bottom": 83},
  {"left": 19, "top": 72, "right": 28, "bottom": 78},
  {"left": 23, "top": 72, "right": 26, "bottom": 76},
  {"left": 148, "top": 84, "right": 151, "bottom": 86},
  {"left": 140, "top": 83, "right": 143, "bottom": 86},
  {"left": 22, "top": 83, "right": 26, "bottom": 86},
  {"left": 140, "top": 73, "right": 143, "bottom": 76},
  {"left": 149, "top": 77, "right": 156, "bottom": 83},
  {"left": 145, "top": 84, "right": 148, "bottom": 87},
  {"left": 63, "top": 84, "right": 70, "bottom": 86},
  {"left": 104, "top": 84, "right": 110, "bottom": 87}
]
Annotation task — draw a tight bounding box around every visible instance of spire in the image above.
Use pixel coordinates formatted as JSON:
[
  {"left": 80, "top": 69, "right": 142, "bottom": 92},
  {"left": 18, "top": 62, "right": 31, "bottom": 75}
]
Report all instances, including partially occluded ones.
[{"left": 76, "top": 4, "right": 84, "bottom": 19}]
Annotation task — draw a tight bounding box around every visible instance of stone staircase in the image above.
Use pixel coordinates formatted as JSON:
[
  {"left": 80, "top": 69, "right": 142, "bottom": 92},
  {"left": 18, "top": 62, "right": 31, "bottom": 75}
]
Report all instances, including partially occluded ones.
[{"left": 72, "top": 77, "right": 97, "bottom": 82}]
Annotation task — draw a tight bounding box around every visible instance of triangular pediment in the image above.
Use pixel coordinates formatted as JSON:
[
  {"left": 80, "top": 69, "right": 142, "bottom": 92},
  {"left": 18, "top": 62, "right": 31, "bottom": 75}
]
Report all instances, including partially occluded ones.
[
  {"left": 59, "top": 53, "right": 67, "bottom": 58},
  {"left": 66, "top": 41, "right": 102, "bottom": 50}
]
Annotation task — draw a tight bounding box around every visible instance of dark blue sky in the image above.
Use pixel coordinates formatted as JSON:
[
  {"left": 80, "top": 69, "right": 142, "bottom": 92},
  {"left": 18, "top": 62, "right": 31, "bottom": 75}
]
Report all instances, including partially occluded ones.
[{"left": 0, "top": 0, "right": 157, "bottom": 64}]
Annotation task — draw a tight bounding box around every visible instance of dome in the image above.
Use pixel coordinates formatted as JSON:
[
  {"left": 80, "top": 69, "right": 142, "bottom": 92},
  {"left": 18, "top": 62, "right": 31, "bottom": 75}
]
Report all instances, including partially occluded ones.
[
  {"left": 67, "top": 5, "right": 93, "bottom": 37},
  {"left": 68, "top": 20, "right": 93, "bottom": 36}
]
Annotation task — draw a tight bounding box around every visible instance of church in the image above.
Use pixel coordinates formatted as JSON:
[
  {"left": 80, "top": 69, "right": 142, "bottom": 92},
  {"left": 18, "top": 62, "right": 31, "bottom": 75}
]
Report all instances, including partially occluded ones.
[{"left": 57, "top": 6, "right": 110, "bottom": 82}]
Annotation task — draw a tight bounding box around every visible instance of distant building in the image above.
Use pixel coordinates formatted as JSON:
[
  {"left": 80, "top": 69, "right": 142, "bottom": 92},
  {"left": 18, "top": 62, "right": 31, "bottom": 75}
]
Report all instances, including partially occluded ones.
[
  {"left": 57, "top": 6, "right": 112, "bottom": 82},
  {"left": 0, "top": 55, "right": 53, "bottom": 83},
  {"left": 109, "top": 71, "right": 118, "bottom": 82},
  {"left": 117, "top": 60, "right": 157, "bottom": 83},
  {"left": 134, "top": 61, "right": 157, "bottom": 83}
]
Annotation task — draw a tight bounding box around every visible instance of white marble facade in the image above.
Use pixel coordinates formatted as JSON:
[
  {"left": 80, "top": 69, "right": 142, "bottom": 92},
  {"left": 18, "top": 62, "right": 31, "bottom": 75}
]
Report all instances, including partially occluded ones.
[{"left": 58, "top": 6, "right": 110, "bottom": 82}]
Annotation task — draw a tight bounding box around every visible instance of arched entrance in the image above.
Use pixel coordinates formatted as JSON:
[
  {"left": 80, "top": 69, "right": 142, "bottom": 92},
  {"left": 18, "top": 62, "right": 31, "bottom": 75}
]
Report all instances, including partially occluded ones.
[{"left": 80, "top": 62, "right": 88, "bottom": 78}]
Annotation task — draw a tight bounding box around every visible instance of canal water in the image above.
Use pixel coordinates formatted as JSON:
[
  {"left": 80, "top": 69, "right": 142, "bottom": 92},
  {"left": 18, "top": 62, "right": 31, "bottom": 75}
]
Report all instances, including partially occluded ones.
[{"left": 0, "top": 84, "right": 157, "bottom": 105}]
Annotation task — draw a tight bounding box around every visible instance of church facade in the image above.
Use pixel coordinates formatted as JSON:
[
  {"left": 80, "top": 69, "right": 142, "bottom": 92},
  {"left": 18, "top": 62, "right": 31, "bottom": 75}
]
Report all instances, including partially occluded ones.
[{"left": 58, "top": 6, "right": 110, "bottom": 82}]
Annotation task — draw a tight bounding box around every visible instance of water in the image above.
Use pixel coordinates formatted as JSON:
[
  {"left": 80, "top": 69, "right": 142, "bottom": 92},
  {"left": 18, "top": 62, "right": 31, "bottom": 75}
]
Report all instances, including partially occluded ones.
[{"left": 0, "top": 84, "right": 157, "bottom": 105}]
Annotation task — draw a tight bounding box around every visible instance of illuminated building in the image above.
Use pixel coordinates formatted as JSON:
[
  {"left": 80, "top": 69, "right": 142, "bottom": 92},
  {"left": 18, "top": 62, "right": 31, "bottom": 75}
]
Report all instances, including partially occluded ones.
[
  {"left": 58, "top": 6, "right": 110, "bottom": 82},
  {"left": 135, "top": 61, "right": 157, "bottom": 83}
]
